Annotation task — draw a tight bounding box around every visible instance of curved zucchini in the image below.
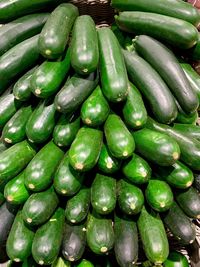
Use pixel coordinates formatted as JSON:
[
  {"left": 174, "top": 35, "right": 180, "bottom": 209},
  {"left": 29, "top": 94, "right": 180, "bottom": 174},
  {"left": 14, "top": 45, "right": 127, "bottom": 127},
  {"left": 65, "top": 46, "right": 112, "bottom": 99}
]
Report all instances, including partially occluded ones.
[
  {"left": 163, "top": 251, "right": 189, "bottom": 267},
  {"left": 173, "top": 123, "right": 200, "bottom": 141}
]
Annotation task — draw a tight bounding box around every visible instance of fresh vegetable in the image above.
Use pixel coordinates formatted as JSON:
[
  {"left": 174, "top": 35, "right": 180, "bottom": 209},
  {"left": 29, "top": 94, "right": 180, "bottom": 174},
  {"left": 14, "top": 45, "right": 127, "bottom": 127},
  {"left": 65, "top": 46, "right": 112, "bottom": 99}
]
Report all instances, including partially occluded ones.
[
  {"left": 163, "top": 251, "right": 189, "bottom": 267},
  {"left": 52, "top": 257, "right": 71, "bottom": 267},
  {"left": 175, "top": 109, "right": 198, "bottom": 125},
  {"left": 173, "top": 123, "right": 200, "bottom": 141},
  {"left": 76, "top": 259, "right": 94, "bottom": 267},
  {"left": 188, "top": 33, "right": 200, "bottom": 60}
]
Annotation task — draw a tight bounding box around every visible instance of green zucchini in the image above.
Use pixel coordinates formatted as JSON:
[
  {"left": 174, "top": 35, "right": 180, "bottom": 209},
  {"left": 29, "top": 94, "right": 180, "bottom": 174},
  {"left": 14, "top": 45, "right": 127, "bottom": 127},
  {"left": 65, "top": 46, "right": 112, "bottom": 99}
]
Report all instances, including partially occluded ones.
[
  {"left": 69, "top": 127, "right": 103, "bottom": 172},
  {"left": 163, "top": 201, "right": 196, "bottom": 245},
  {"left": 91, "top": 174, "right": 116, "bottom": 215},
  {"left": 54, "top": 153, "right": 85, "bottom": 196},
  {"left": 173, "top": 123, "right": 200, "bottom": 141},
  {"left": 86, "top": 211, "right": 114, "bottom": 255},
  {"left": 2, "top": 105, "right": 33, "bottom": 144},
  {"left": 32, "top": 208, "right": 65, "bottom": 265},
  {"left": 135, "top": 35, "right": 199, "bottom": 114},
  {"left": 97, "top": 143, "right": 121, "bottom": 174},
  {"left": 163, "top": 251, "right": 189, "bottom": 267},
  {"left": 0, "top": 140, "right": 36, "bottom": 187},
  {"left": 111, "top": 0, "right": 200, "bottom": 26},
  {"left": 52, "top": 257, "right": 71, "bottom": 267},
  {"left": 133, "top": 128, "right": 180, "bottom": 166},
  {"left": 22, "top": 187, "right": 59, "bottom": 226},
  {"left": 188, "top": 33, "right": 200, "bottom": 60},
  {"left": 76, "top": 259, "right": 94, "bottom": 267},
  {"left": 53, "top": 113, "right": 80, "bottom": 147},
  {"left": 65, "top": 187, "right": 90, "bottom": 224},
  {"left": 114, "top": 213, "right": 138, "bottom": 266},
  {"left": 70, "top": 15, "right": 99, "bottom": 75},
  {"left": 38, "top": 4, "right": 78, "bottom": 59},
  {"left": 116, "top": 12, "right": 198, "bottom": 49},
  {"left": 175, "top": 109, "right": 198, "bottom": 125},
  {"left": 26, "top": 99, "right": 58, "bottom": 143},
  {"left": 123, "top": 50, "right": 177, "bottom": 124},
  {"left": 6, "top": 211, "right": 34, "bottom": 262},
  {"left": 123, "top": 82, "right": 147, "bottom": 129},
  {"left": 176, "top": 187, "right": 200, "bottom": 219},
  {"left": 98, "top": 27, "right": 128, "bottom": 102},
  {"left": 30, "top": 48, "right": 70, "bottom": 98},
  {"left": 62, "top": 223, "right": 86, "bottom": 262},
  {"left": 0, "top": 35, "right": 40, "bottom": 94},
  {"left": 104, "top": 114, "right": 135, "bottom": 159},
  {"left": 54, "top": 72, "right": 98, "bottom": 114},
  {"left": 122, "top": 154, "right": 151, "bottom": 184},
  {"left": 81, "top": 86, "right": 110, "bottom": 127},
  {"left": 4, "top": 171, "right": 30, "bottom": 205},
  {"left": 138, "top": 206, "right": 169, "bottom": 264},
  {"left": 117, "top": 179, "right": 144, "bottom": 215}
]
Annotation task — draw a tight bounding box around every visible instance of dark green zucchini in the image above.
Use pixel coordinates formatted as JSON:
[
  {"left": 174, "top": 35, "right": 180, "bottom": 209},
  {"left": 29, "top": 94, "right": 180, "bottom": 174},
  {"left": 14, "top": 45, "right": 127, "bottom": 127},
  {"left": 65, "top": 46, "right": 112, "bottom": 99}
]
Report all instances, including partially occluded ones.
[
  {"left": 65, "top": 187, "right": 90, "bottom": 224},
  {"left": 81, "top": 86, "right": 110, "bottom": 127},
  {"left": 123, "top": 50, "right": 177, "bottom": 124},
  {"left": 62, "top": 223, "right": 86, "bottom": 262},
  {"left": 175, "top": 103, "right": 198, "bottom": 124},
  {"left": 38, "top": 4, "right": 78, "bottom": 59},
  {"left": 116, "top": 12, "right": 198, "bottom": 49},
  {"left": 188, "top": 33, "right": 200, "bottom": 60},
  {"left": 30, "top": 48, "right": 70, "bottom": 98},
  {"left": 52, "top": 257, "right": 71, "bottom": 267},
  {"left": 122, "top": 153, "right": 151, "bottom": 184},
  {"left": 163, "top": 201, "right": 196, "bottom": 245},
  {"left": 54, "top": 72, "right": 98, "bottom": 114},
  {"left": 32, "top": 208, "right": 65, "bottom": 265},
  {"left": 22, "top": 187, "right": 59, "bottom": 226},
  {"left": 98, "top": 27, "right": 128, "bottom": 102},
  {"left": 70, "top": 15, "right": 99, "bottom": 75},
  {"left": 6, "top": 211, "right": 34, "bottom": 262},
  {"left": 69, "top": 127, "right": 103, "bottom": 172},
  {"left": 173, "top": 123, "right": 200, "bottom": 141},
  {"left": 24, "top": 140, "right": 64, "bottom": 191},
  {"left": 163, "top": 251, "right": 189, "bottom": 267},
  {"left": 117, "top": 179, "right": 144, "bottom": 215}
]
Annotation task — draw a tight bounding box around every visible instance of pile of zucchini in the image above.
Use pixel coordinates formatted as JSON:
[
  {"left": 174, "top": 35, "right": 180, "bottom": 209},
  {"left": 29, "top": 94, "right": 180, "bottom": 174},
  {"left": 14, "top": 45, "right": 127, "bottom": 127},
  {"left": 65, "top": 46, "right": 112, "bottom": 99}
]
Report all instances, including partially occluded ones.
[{"left": 0, "top": 0, "right": 200, "bottom": 266}]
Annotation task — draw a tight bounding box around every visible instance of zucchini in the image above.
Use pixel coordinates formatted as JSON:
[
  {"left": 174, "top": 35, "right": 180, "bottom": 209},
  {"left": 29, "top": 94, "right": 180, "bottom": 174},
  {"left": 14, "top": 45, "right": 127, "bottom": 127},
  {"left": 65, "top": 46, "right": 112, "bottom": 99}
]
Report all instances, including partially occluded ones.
[
  {"left": 135, "top": 35, "right": 199, "bottom": 114},
  {"left": 123, "top": 50, "right": 177, "bottom": 124},
  {"left": 70, "top": 15, "right": 99, "bottom": 75},
  {"left": 91, "top": 174, "right": 116, "bottom": 215},
  {"left": 0, "top": 141, "right": 8, "bottom": 153},
  {"left": 6, "top": 211, "right": 34, "bottom": 262},
  {"left": 133, "top": 128, "right": 180, "bottom": 166},
  {"left": 123, "top": 82, "right": 147, "bottom": 129},
  {"left": 0, "top": 35, "right": 40, "bottom": 94},
  {"left": 52, "top": 257, "right": 71, "bottom": 267},
  {"left": 24, "top": 140, "right": 64, "bottom": 191},
  {"left": 163, "top": 251, "right": 189, "bottom": 267},
  {"left": 53, "top": 113, "right": 80, "bottom": 147},
  {"left": 163, "top": 201, "right": 196, "bottom": 245},
  {"left": 175, "top": 109, "right": 198, "bottom": 125},
  {"left": 2, "top": 105, "right": 33, "bottom": 144},
  {"left": 176, "top": 187, "right": 200, "bottom": 219},
  {"left": 22, "top": 187, "right": 59, "bottom": 226},
  {"left": 114, "top": 213, "right": 138, "bottom": 266},
  {"left": 86, "top": 211, "right": 114, "bottom": 255},
  {"left": 32, "top": 208, "right": 65, "bottom": 265},
  {"left": 138, "top": 206, "right": 169, "bottom": 264},
  {"left": 0, "top": 140, "right": 36, "bottom": 187},
  {"left": 98, "top": 27, "right": 128, "bottom": 102},
  {"left": 173, "top": 123, "right": 200, "bottom": 141},
  {"left": 97, "top": 143, "right": 121, "bottom": 174},
  {"left": 188, "top": 33, "right": 200, "bottom": 60},
  {"left": 38, "top": 4, "right": 78, "bottom": 59},
  {"left": 104, "top": 114, "right": 135, "bottom": 159},
  {"left": 0, "top": 13, "right": 49, "bottom": 56},
  {"left": 122, "top": 153, "right": 151, "bottom": 184},
  {"left": 116, "top": 12, "right": 198, "bottom": 49},
  {"left": 4, "top": 171, "right": 30, "bottom": 205},
  {"left": 117, "top": 179, "right": 144, "bottom": 215},
  {"left": 69, "top": 127, "right": 103, "bottom": 172},
  {"left": 54, "top": 153, "right": 85, "bottom": 196},
  {"left": 81, "top": 86, "right": 110, "bottom": 127},
  {"left": 62, "top": 223, "right": 86, "bottom": 262},
  {"left": 30, "top": 48, "right": 70, "bottom": 98},
  {"left": 65, "top": 187, "right": 90, "bottom": 224},
  {"left": 26, "top": 99, "right": 58, "bottom": 143},
  {"left": 76, "top": 259, "right": 94, "bottom": 267}
]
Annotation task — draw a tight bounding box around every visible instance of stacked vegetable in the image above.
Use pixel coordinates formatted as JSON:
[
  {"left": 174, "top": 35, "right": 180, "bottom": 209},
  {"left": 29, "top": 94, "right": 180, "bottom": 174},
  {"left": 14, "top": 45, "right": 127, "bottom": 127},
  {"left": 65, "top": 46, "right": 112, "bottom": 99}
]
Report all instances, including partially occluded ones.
[{"left": 0, "top": 0, "right": 200, "bottom": 266}]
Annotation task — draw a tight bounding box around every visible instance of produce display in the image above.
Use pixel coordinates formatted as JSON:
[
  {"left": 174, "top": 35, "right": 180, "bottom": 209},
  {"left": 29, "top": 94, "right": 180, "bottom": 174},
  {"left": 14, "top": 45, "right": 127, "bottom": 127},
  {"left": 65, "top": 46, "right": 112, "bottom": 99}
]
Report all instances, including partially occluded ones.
[{"left": 0, "top": 0, "right": 200, "bottom": 266}]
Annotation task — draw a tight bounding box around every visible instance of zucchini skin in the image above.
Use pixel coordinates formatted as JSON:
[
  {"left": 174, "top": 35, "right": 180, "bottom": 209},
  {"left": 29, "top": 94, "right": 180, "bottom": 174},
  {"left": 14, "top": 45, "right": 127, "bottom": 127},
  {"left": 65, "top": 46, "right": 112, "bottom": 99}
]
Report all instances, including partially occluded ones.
[
  {"left": 0, "top": 13, "right": 49, "bottom": 56},
  {"left": 173, "top": 123, "right": 200, "bottom": 141},
  {"left": 163, "top": 251, "right": 189, "bottom": 267},
  {"left": 175, "top": 109, "right": 198, "bottom": 125},
  {"left": 123, "top": 50, "right": 177, "bottom": 124},
  {"left": 77, "top": 260, "right": 94, "bottom": 267},
  {"left": 0, "top": 35, "right": 40, "bottom": 94},
  {"left": 70, "top": 15, "right": 99, "bottom": 75},
  {"left": 116, "top": 12, "right": 199, "bottom": 49},
  {"left": 38, "top": 4, "right": 78, "bottom": 59},
  {"left": 32, "top": 208, "right": 65, "bottom": 265},
  {"left": 52, "top": 257, "right": 71, "bottom": 267},
  {"left": 98, "top": 27, "right": 128, "bottom": 102},
  {"left": 135, "top": 35, "right": 199, "bottom": 114},
  {"left": 189, "top": 33, "right": 200, "bottom": 60}
]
